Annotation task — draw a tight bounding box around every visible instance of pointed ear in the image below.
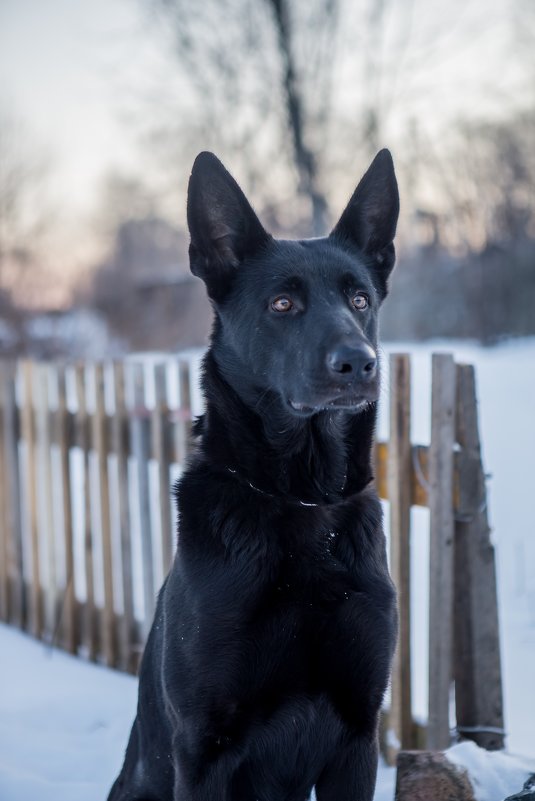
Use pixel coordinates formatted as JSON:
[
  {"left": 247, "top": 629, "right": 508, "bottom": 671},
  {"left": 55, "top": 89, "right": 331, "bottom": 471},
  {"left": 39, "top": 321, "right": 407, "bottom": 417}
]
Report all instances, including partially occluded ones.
[
  {"left": 187, "top": 152, "right": 270, "bottom": 300},
  {"left": 331, "top": 149, "right": 399, "bottom": 296}
]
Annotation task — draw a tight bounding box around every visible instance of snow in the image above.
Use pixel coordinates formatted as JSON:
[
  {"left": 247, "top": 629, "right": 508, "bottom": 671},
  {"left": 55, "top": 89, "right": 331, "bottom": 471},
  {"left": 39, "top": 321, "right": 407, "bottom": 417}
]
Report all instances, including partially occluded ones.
[
  {"left": 0, "top": 624, "right": 532, "bottom": 801},
  {"left": 0, "top": 623, "right": 137, "bottom": 801},
  {"left": 0, "top": 622, "right": 396, "bottom": 800},
  {"left": 1, "top": 338, "right": 534, "bottom": 799},
  {"left": 447, "top": 741, "right": 535, "bottom": 801}
]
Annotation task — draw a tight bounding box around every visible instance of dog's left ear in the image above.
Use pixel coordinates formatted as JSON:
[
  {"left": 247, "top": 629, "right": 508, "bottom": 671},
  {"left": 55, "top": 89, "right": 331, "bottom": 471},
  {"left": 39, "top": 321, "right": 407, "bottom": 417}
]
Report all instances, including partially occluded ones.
[
  {"left": 187, "top": 152, "right": 270, "bottom": 301},
  {"left": 331, "top": 149, "right": 399, "bottom": 297}
]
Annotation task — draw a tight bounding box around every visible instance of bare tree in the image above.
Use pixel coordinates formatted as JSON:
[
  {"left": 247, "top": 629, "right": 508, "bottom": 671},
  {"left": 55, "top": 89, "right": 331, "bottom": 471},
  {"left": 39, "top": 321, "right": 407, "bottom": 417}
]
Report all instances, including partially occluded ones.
[
  {"left": 0, "top": 109, "right": 55, "bottom": 308},
  {"left": 135, "top": 0, "right": 507, "bottom": 240},
  {"left": 139, "top": 0, "right": 341, "bottom": 234}
]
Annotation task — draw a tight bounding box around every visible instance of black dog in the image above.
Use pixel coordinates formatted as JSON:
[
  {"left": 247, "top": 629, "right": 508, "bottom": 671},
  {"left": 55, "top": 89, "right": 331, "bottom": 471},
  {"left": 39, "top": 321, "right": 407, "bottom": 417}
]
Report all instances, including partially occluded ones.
[{"left": 109, "top": 149, "right": 399, "bottom": 801}]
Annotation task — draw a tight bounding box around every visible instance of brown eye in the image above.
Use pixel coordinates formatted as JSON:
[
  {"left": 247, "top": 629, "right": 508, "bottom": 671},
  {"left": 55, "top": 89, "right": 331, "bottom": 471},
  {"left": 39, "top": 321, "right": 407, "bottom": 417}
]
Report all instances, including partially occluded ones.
[
  {"left": 351, "top": 292, "right": 369, "bottom": 311},
  {"left": 271, "top": 296, "right": 294, "bottom": 312}
]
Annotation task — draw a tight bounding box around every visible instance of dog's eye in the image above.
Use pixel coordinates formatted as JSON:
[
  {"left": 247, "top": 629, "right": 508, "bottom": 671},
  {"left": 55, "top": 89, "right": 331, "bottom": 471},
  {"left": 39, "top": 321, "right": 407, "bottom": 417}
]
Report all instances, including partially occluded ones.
[
  {"left": 271, "top": 296, "right": 294, "bottom": 313},
  {"left": 351, "top": 292, "right": 369, "bottom": 311}
]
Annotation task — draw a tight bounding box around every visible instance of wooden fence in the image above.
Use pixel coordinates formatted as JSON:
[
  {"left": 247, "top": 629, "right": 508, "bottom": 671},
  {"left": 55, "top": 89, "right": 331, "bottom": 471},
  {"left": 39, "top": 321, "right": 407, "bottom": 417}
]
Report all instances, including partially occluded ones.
[{"left": 0, "top": 353, "right": 504, "bottom": 759}]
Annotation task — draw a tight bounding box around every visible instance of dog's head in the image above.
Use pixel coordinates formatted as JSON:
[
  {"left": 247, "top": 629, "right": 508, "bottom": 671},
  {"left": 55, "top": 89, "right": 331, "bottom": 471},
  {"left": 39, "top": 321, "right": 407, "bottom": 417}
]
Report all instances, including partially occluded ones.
[{"left": 187, "top": 151, "right": 399, "bottom": 417}]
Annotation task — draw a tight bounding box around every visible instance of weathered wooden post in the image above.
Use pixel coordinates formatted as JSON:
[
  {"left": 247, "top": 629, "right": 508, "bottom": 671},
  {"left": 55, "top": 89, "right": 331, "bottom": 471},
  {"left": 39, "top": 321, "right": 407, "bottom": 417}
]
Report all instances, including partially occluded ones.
[
  {"left": 427, "top": 354, "right": 456, "bottom": 750},
  {"left": 75, "top": 363, "right": 98, "bottom": 661},
  {"left": 152, "top": 363, "right": 173, "bottom": 578},
  {"left": 56, "top": 364, "right": 77, "bottom": 654},
  {"left": 36, "top": 364, "right": 56, "bottom": 641},
  {"left": 0, "top": 362, "right": 24, "bottom": 627},
  {"left": 131, "top": 363, "right": 155, "bottom": 638},
  {"left": 94, "top": 363, "right": 116, "bottom": 667},
  {"left": 388, "top": 353, "right": 414, "bottom": 758},
  {"left": 113, "top": 361, "right": 136, "bottom": 672},
  {"left": 21, "top": 360, "right": 43, "bottom": 639},
  {"left": 453, "top": 364, "right": 504, "bottom": 750}
]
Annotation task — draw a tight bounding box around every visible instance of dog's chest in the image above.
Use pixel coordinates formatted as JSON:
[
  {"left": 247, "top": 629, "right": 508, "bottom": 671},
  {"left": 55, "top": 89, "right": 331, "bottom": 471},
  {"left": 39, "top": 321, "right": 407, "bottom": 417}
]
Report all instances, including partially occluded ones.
[{"left": 255, "top": 523, "right": 353, "bottom": 632}]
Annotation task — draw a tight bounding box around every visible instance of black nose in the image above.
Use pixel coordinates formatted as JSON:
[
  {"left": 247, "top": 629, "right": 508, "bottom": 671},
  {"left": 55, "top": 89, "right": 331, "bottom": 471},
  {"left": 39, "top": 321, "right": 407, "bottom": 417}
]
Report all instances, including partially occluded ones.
[{"left": 327, "top": 343, "right": 377, "bottom": 380}]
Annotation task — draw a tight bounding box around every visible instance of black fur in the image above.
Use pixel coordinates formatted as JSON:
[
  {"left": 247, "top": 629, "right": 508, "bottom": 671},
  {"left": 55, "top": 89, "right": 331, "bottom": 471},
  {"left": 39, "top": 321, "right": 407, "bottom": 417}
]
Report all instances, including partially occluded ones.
[{"left": 109, "top": 150, "right": 399, "bottom": 801}]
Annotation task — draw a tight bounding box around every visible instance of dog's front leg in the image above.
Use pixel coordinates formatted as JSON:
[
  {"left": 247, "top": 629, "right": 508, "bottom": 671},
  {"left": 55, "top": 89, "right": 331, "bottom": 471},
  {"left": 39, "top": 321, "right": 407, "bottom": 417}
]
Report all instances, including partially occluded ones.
[
  {"left": 314, "top": 732, "right": 378, "bottom": 801},
  {"left": 172, "top": 732, "right": 245, "bottom": 801}
]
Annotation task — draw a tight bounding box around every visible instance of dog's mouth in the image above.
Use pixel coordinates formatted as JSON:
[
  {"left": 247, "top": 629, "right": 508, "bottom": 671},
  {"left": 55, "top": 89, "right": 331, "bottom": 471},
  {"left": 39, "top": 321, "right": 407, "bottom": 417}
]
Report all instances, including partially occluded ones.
[{"left": 288, "top": 395, "right": 374, "bottom": 416}]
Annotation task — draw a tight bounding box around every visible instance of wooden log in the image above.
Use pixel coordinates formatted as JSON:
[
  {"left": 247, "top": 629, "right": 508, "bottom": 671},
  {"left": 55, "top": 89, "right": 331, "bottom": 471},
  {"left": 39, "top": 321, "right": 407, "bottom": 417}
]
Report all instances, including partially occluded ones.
[
  {"left": 427, "top": 354, "right": 456, "bottom": 750},
  {"left": 21, "top": 360, "right": 42, "bottom": 639},
  {"left": 75, "top": 364, "right": 98, "bottom": 661},
  {"left": 112, "top": 361, "right": 135, "bottom": 672},
  {"left": 152, "top": 363, "right": 173, "bottom": 577},
  {"left": 0, "top": 362, "right": 24, "bottom": 626},
  {"left": 93, "top": 363, "right": 116, "bottom": 667},
  {"left": 57, "top": 364, "right": 77, "bottom": 654},
  {"left": 387, "top": 353, "right": 413, "bottom": 761},
  {"left": 453, "top": 364, "right": 504, "bottom": 750},
  {"left": 131, "top": 363, "right": 155, "bottom": 637}
]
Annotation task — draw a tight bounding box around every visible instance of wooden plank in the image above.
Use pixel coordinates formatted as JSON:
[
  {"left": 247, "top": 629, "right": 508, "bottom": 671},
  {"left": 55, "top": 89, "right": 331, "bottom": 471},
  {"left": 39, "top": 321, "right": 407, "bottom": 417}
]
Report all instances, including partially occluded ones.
[
  {"left": 75, "top": 364, "right": 98, "bottom": 661},
  {"left": 0, "top": 364, "right": 9, "bottom": 620},
  {"left": 0, "top": 362, "right": 24, "bottom": 626},
  {"left": 152, "top": 363, "right": 173, "bottom": 577},
  {"left": 93, "top": 363, "right": 116, "bottom": 667},
  {"left": 20, "top": 360, "right": 42, "bottom": 638},
  {"left": 411, "top": 446, "right": 430, "bottom": 508},
  {"left": 374, "top": 441, "right": 388, "bottom": 500},
  {"left": 131, "top": 363, "right": 155, "bottom": 636},
  {"left": 453, "top": 364, "right": 504, "bottom": 750},
  {"left": 427, "top": 353, "right": 457, "bottom": 750},
  {"left": 57, "top": 364, "right": 77, "bottom": 654},
  {"left": 37, "top": 364, "right": 57, "bottom": 641},
  {"left": 112, "top": 361, "right": 135, "bottom": 672},
  {"left": 375, "top": 442, "right": 429, "bottom": 508},
  {"left": 387, "top": 353, "right": 413, "bottom": 760}
]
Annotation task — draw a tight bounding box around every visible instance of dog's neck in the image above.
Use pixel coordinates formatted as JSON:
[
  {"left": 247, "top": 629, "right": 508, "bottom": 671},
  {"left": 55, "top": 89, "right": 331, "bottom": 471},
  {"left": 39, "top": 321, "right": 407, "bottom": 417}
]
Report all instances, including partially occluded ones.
[{"left": 196, "top": 350, "right": 376, "bottom": 506}]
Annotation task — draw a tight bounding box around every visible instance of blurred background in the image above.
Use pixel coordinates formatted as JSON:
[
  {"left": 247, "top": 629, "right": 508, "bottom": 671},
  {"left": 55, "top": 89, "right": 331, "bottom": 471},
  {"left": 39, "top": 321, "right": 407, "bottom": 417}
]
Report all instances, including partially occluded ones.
[{"left": 1, "top": 0, "right": 534, "bottom": 358}]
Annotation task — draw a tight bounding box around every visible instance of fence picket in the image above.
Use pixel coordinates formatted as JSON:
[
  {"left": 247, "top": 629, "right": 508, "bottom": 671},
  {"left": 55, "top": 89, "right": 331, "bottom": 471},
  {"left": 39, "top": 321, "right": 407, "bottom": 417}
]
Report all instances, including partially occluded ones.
[
  {"left": 37, "top": 364, "right": 57, "bottom": 640},
  {"left": 21, "top": 361, "right": 42, "bottom": 638},
  {"left": 112, "top": 361, "right": 135, "bottom": 672},
  {"left": 75, "top": 364, "right": 97, "bottom": 660},
  {"left": 131, "top": 363, "right": 155, "bottom": 637},
  {"left": 387, "top": 354, "right": 413, "bottom": 760},
  {"left": 427, "top": 354, "right": 457, "bottom": 750},
  {"left": 94, "top": 363, "right": 116, "bottom": 667},
  {"left": 453, "top": 364, "right": 504, "bottom": 750},
  {"left": 57, "top": 364, "right": 77, "bottom": 654},
  {"left": 0, "top": 362, "right": 24, "bottom": 627},
  {"left": 0, "top": 367, "right": 8, "bottom": 620},
  {"left": 153, "top": 363, "right": 173, "bottom": 577}
]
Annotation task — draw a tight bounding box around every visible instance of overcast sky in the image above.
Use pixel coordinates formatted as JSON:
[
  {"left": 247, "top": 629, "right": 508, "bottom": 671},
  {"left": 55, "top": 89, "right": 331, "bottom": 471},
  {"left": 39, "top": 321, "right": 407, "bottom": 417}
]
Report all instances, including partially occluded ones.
[{"left": 1, "top": 0, "right": 153, "bottom": 215}]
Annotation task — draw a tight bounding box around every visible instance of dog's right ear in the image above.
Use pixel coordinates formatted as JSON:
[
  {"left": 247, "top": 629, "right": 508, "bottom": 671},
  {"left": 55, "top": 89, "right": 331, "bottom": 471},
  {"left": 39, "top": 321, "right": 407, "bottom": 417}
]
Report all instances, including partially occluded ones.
[{"left": 187, "top": 152, "right": 270, "bottom": 300}]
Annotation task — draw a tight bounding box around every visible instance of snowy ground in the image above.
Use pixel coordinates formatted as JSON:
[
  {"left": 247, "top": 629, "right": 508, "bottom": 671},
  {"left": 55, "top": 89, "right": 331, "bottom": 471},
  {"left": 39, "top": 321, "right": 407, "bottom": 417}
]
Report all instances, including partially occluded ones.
[
  {"left": 0, "top": 623, "right": 397, "bottom": 801},
  {"left": 0, "top": 624, "right": 533, "bottom": 801},
  {"left": 0, "top": 623, "right": 137, "bottom": 801},
  {"left": 1, "top": 338, "right": 534, "bottom": 799}
]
